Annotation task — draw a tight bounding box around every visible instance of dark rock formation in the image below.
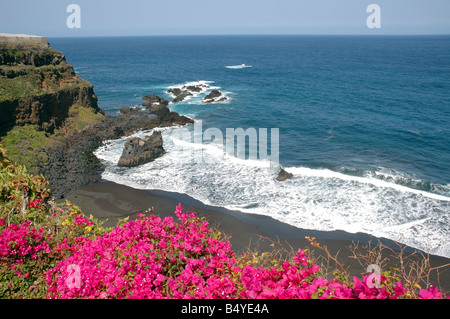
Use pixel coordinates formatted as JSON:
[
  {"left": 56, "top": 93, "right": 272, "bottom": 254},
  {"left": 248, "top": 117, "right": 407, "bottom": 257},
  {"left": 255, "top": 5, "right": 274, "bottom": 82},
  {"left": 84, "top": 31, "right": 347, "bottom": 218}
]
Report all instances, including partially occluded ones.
[
  {"left": 141, "top": 94, "right": 193, "bottom": 126},
  {"left": 172, "top": 91, "right": 192, "bottom": 103},
  {"left": 38, "top": 119, "right": 126, "bottom": 198},
  {"left": 149, "top": 104, "right": 170, "bottom": 118},
  {"left": 276, "top": 168, "right": 293, "bottom": 181},
  {"left": 140, "top": 95, "right": 172, "bottom": 118},
  {"left": 142, "top": 94, "right": 169, "bottom": 106},
  {"left": 204, "top": 90, "right": 222, "bottom": 100},
  {"left": 203, "top": 89, "right": 228, "bottom": 103},
  {"left": 168, "top": 84, "right": 229, "bottom": 104},
  {"left": 118, "top": 131, "right": 164, "bottom": 167},
  {"left": 118, "top": 95, "right": 193, "bottom": 132},
  {"left": 184, "top": 85, "right": 202, "bottom": 92},
  {"left": 119, "top": 106, "right": 142, "bottom": 116},
  {"left": 174, "top": 93, "right": 192, "bottom": 103},
  {"left": 167, "top": 88, "right": 182, "bottom": 96}
]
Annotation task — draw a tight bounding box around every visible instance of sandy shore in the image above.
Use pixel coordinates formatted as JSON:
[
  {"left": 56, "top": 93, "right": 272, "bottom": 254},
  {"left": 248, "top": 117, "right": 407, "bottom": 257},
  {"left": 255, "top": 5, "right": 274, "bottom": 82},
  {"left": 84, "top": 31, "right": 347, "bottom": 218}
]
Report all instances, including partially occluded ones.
[{"left": 64, "top": 180, "right": 450, "bottom": 292}]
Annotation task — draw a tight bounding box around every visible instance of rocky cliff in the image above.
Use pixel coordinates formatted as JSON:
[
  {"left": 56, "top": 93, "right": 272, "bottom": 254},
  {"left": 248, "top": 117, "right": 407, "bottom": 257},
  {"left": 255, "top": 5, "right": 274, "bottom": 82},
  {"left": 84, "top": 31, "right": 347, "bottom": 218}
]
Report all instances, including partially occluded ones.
[{"left": 0, "top": 34, "right": 102, "bottom": 135}]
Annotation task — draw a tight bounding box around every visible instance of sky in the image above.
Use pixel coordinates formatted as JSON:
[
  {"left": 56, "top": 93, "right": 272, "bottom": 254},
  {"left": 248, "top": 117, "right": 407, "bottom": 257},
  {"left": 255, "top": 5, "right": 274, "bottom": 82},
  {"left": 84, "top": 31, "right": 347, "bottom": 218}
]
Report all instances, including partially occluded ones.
[{"left": 0, "top": 0, "right": 449, "bottom": 37}]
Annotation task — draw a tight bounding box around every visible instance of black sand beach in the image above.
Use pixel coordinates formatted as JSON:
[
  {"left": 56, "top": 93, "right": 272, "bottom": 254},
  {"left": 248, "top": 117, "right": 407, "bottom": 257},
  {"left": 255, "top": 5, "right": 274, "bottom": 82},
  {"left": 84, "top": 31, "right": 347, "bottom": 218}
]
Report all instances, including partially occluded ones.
[{"left": 65, "top": 180, "right": 450, "bottom": 293}]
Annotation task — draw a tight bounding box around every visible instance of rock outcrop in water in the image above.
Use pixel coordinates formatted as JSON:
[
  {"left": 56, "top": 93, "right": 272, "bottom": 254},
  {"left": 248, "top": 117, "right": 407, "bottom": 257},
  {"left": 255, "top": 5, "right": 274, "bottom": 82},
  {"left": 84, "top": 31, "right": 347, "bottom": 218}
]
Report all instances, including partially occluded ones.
[
  {"left": 142, "top": 94, "right": 169, "bottom": 107},
  {"left": 168, "top": 88, "right": 193, "bottom": 103},
  {"left": 203, "top": 89, "right": 228, "bottom": 103},
  {"left": 276, "top": 168, "right": 293, "bottom": 181},
  {"left": 120, "top": 94, "right": 193, "bottom": 126},
  {"left": 167, "top": 83, "right": 228, "bottom": 104},
  {"left": 118, "top": 131, "right": 165, "bottom": 167}
]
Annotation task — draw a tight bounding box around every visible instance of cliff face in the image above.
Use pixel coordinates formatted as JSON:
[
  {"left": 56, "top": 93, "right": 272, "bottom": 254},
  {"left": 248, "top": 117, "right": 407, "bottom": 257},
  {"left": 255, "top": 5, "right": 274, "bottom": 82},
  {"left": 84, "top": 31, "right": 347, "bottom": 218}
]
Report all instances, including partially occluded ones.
[{"left": 0, "top": 34, "right": 102, "bottom": 135}]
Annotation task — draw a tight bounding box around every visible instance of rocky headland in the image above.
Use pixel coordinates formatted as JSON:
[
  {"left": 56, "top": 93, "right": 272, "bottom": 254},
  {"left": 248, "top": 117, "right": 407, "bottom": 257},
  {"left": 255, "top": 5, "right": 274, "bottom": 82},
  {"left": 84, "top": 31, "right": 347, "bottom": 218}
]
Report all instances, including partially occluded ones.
[{"left": 0, "top": 34, "right": 193, "bottom": 198}]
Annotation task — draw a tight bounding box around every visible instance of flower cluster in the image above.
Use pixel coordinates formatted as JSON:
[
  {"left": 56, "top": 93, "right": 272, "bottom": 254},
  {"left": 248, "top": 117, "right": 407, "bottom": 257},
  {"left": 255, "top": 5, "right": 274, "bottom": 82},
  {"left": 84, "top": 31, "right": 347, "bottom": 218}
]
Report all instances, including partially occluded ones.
[
  {"left": 46, "top": 205, "right": 238, "bottom": 298},
  {"left": 234, "top": 249, "right": 409, "bottom": 299},
  {"left": 419, "top": 286, "right": 443, "bottom": 299},
  {"left": 0, "top": 220, "right": 50, "bottom": 261},
  {"left": 29, "top": 198, "right": 42, "bottom": 209},
  {"left": 0, "top": 219, "right": 52, "bottom": 297}
]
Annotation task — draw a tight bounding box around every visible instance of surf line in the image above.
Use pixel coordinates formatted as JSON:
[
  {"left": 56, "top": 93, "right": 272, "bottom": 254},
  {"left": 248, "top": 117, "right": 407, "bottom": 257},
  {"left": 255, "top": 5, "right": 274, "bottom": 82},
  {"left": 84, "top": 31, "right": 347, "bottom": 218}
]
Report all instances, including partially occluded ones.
[{"left": 168, "top": 120, "right": 280, "bottom": 165}]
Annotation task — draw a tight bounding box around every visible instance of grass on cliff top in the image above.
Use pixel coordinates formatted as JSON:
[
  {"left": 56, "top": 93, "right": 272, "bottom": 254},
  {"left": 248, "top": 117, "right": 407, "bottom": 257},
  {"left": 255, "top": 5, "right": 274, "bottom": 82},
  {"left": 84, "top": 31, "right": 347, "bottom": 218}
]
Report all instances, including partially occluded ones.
[
  {"left": 0, "top": 105, "right": 104, "bottom": 174},
  {"left": 0, "top": 63, "right": 91, "bottom": 103}
]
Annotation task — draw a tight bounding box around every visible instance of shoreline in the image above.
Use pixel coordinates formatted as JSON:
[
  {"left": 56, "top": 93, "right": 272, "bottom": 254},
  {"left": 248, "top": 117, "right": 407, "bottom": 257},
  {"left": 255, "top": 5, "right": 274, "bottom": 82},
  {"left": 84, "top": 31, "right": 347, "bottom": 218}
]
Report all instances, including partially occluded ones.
[{"left": 64, "top": 179, "right": 450, "bottom": 292}]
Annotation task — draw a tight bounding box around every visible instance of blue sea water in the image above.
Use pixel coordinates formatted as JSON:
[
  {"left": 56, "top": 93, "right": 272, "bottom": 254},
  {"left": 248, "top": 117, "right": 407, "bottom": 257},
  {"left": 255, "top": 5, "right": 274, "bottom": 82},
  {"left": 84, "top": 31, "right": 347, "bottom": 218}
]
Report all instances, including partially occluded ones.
[{"left": 50, "top": 35, "right": 450, "bottom": 257}]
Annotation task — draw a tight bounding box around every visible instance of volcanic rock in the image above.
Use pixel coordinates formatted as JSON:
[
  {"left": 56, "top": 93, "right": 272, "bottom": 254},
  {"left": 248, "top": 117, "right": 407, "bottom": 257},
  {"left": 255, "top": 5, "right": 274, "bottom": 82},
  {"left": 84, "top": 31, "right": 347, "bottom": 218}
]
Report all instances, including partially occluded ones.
[
  {"left": 142, "top": 94, "right": 169, "bottom": 106},
  {"left": 204, "top": 90, "right": 222, "bottom": 100},
  {"left": 203, "top": 90, "right": 228, "bottom": 103},
  {"left": 276, "top": 168, "right": 293, "bottom": 181},
  {"left": 118, "top": 131, "right": 165, "bottom": 167}
]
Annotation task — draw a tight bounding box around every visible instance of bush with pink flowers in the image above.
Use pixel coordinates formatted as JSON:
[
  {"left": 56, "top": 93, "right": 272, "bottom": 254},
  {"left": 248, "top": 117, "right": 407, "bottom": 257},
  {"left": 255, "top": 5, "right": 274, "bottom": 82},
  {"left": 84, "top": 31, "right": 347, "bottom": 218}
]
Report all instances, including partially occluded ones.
[{"left": 44, "top": 204, "right": 446, "bottom": 299}]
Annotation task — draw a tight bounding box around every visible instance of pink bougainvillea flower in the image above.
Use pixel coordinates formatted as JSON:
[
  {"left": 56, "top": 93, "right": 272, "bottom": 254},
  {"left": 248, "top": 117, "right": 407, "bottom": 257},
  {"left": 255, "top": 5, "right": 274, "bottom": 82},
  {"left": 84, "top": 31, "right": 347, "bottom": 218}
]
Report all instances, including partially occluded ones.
[{"left": 419, "top": 286, "right": 442, "bottom": 299}]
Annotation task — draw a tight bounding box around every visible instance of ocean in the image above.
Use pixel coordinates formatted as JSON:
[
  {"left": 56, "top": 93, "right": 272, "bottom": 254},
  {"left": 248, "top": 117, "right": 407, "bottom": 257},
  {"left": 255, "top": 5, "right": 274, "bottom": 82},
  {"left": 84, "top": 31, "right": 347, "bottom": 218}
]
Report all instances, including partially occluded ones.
[{"left": 50, "top": 35, "right": 450, "bottom": 258}]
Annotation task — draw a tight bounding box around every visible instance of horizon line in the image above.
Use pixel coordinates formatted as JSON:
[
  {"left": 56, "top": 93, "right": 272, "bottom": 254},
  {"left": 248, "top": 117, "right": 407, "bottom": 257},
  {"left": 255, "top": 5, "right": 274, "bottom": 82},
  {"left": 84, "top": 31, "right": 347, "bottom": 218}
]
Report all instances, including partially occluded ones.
[{"left": 44, "top": 33, "right": 450, "bottom": 38}]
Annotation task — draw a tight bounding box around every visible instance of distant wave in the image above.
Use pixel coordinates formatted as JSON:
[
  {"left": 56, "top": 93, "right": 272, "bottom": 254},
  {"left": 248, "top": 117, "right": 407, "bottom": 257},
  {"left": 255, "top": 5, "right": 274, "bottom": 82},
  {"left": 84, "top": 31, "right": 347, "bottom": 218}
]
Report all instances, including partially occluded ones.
[
  {"left": 365, "top": 167, "right": 450, "bottom": 198},
  {"left": 225, "top": 64, "right": 252, "bottom": 69},
  {"left": 331, "top": 166, "right": 450, "bottom": 198}
]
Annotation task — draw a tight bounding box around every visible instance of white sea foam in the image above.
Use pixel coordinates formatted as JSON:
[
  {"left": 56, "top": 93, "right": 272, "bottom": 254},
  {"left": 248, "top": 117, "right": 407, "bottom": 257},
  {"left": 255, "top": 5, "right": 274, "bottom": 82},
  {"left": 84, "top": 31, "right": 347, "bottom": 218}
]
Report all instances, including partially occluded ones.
[
  {"left": 94, "top": 127, "right": 450, "bottom": 258},
  {"left": 225, "top": 64, "right": 253, "bottom": 69},
  {"left": 285, "top": 167, "right": 450, "bottom": 202}
]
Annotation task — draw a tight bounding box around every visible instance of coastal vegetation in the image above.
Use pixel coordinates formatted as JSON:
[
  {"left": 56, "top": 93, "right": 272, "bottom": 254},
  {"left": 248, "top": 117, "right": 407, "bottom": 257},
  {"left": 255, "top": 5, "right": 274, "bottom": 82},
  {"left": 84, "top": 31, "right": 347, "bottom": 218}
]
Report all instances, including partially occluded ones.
[{"left": 0, "top": 143, "right": 447, "bottom": 299}]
